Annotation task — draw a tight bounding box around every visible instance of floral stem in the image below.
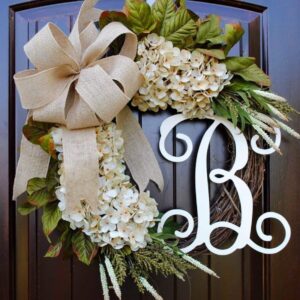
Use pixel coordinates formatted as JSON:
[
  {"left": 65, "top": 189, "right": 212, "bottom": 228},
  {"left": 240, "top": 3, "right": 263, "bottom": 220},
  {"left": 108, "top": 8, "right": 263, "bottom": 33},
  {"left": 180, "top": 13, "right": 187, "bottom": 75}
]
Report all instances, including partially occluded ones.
[
  {"left": 139, "top": 277, "right": 163, "bottom": 300},
  {"left": 253, "top": 90, "right": 287, "bottom": 102},
  {"left": 104, "top": 256, "right": 122, "bottom": 299},
  {"left": 99, "top": 263, "right": 110, "bottom": 300},
  {"left": 253, "top": 125, "right": 282, "bottom": 154},
  {"left": 182, "top": 254, "right": 220, "bottom": 279}
]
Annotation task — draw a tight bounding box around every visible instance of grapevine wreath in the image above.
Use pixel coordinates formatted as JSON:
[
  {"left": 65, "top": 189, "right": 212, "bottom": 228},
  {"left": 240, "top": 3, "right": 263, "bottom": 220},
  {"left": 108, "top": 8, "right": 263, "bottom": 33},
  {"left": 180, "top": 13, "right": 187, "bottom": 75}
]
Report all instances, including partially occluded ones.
[{"left": 13, "top": 0, "right": 299, "bottom": 299}]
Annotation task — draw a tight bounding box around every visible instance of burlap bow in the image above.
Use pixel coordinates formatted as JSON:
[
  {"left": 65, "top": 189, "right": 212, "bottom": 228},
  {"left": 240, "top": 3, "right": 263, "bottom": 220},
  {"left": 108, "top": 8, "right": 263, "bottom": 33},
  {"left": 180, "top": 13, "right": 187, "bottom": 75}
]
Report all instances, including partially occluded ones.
[{"left": 13, "top": 0, "right": 164, "bottom": 213}]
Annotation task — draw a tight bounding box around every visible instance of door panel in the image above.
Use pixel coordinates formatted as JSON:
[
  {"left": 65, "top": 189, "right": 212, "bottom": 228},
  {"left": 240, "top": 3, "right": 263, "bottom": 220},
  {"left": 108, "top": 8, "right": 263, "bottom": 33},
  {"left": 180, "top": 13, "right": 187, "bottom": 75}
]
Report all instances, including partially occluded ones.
[{"left": 0, "top": 0, "right": 298, "bottom": 300}]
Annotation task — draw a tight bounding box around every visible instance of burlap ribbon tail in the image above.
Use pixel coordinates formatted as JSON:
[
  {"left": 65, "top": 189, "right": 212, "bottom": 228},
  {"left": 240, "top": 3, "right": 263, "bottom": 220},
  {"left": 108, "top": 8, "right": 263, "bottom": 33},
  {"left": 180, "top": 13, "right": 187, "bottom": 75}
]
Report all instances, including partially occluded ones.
[{"left": 13, "top": 0, "right": 164, "bottom": 213}]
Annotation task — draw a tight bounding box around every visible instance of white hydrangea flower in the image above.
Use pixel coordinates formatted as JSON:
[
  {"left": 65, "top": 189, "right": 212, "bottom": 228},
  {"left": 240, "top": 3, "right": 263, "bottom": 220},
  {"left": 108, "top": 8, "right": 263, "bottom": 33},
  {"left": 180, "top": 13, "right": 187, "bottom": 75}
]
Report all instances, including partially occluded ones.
[
  {"left": 52, "top": 123, "right": 159, "bottom": 251},
  {"left": 132, "top": 33, "right": 233, "bottom": 119}
]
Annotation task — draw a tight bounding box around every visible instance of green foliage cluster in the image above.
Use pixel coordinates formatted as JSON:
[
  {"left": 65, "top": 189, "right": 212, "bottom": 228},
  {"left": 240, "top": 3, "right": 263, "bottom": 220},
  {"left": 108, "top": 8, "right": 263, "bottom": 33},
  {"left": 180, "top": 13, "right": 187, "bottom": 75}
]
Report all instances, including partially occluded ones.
[
  {"left": 213, "top": 78, "right": 298, "bottom": 133},
  {"left": 99, "top": 0, "right": 271, "bottom": 92},
  {"left": 99, "top": 0, "right": 245, "bottom": 56},
  {"left": 103, "top": 239, "right": 196, "bottom": 294}
]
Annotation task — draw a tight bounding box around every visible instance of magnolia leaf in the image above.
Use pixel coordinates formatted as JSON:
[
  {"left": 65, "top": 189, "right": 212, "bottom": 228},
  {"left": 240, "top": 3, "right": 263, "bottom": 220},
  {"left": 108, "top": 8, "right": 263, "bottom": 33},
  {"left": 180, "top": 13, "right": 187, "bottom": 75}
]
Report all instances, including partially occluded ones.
[
  {"left": 160, "top": 8, "right": 197, "bottom": 47},
  {"left": 38, "top": 134, "right": 56, "bottom": 159},
  {"left": 27, "top": 178, "right": 47, "bottom": 196},
  {"left": 196, "top": 14, "right": 222, "bottom": 44},
  {"left": 99, "top": 11, "right": 128, "bottom": 29},
  {"left": 18, "top": 202, "right": 37, "bottom": 216},
  {"left": 223, "top": 23, "right": 244, "bottom": 55},
  {"left": 23, "top": 119, "right": 52, "bottom": 145},
  {"left": 224, "top": 56, "right": 256, "bottom": 72},
  {"left": 42, "top": 202, "right": 62, "bottom": 241},
  {"left": 27, "top": 177, "right": 55, "bottom": 208},
  {"left": 226, "top": 78, "right": 259, "bottom": 91},
  {"left": 61, "top": 230, "right": 74, "bottom": 259},
  {"left": 72, "top": 231, "right": 98, "bottom": 266},
  {"left": 125, "top": 0, "right": 157, "bottom": 34},
  {"left": 28, "top": 189, "right": 55, "bottom": 208},
  {"left": 198, "top": 48, "right": 226, "bottom": 59},
  {"left": 235, "top": 64, "right": 271, "bottom": 87},
  {"left": 45, "top": 241, "right": 63, "bottom": 258},
  {"left": 152, "top": 0, "right": 175, "bottom": 32}
]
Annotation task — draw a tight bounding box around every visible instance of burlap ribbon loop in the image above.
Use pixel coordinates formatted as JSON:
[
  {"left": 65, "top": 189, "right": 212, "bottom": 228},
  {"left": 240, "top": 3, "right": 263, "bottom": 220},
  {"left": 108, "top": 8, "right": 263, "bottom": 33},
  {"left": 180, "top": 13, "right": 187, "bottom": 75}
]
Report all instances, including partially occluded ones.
[{"left": 13, "top": 0, "right": 164, "bottom": 214}]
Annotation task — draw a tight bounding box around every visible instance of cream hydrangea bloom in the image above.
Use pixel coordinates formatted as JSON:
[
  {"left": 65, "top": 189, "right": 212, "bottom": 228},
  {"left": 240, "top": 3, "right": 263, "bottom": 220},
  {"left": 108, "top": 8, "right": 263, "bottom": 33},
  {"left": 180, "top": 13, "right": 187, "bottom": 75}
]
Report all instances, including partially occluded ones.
[
  {"left": 52, "top": 123, "right": 159, "bottom": 251},
  {"left": 132, "top": 33, "right": 233, "bottom": 118}
]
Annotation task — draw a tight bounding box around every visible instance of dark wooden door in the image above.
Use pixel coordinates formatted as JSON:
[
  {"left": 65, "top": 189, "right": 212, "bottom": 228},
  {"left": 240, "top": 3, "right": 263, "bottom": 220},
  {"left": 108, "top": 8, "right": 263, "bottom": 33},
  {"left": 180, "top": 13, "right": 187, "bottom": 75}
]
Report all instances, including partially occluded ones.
[{"left": 1, "top": 0, "right": 299, "bottom": 299}]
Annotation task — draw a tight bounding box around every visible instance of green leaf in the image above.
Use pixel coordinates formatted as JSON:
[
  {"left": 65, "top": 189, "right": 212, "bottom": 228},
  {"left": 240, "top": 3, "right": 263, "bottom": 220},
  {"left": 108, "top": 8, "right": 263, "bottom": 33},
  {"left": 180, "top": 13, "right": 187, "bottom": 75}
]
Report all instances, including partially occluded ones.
[
  {"left": 27, "top": 177, "right": 55, "bottom": 208},
  {"left": 212, "top": 101, "right": 230, "bottom": 119},
  {"left": 99, "top": 11, "right": 128, "bottom": 29},
  {"left": 45, "top": 241, "right": 63, "bottom": 258},
  {"left": 223, "top": 57, "right": 256, "bottom": 72},
  {"left": 23, "top": 119, "right": 56, "bottom": 157},
  {"left": 38, "top": 134, "right": 57, "bottom": 159},
  {"left": 23, "top": 119, "right": 52, "bottom": 145},
  {"left": 60, "top": 225, "right": 74, "bottom": 259},
  {"left": 18, "top": 202, "right": 37, "bottom": 216},
  {"left": 125, "top": 0, "right": 157, "bottom": 35},
  {"left": 226, "top": 78, "right": 259, "bottom": 91},
  {"left": 223, "top": 23, "right": 244, "bottom": 55},
  {"left": 27, "top": 178, "right": 47, "bottom": 196},
  {"left": 28, "top": 189, "right": 55, "bottom": 207},
  {"left": 198, "top": 48, "right": 226, "bottom": 59},
  {"left": 160, "top": 8, "right": 197, "bottom": 47},
  {"left": 235, "top": 64, "right": 271, "bottom": 87},
  {"left": 42, "top": 202, "right": 62, "bottom": 241},
  {"left": 236, "top": 91, "right": 250, "bottom": 106},
  {"left": 72, "top": 231, "right": 98, "bottom": 265},
  {"left": 196, "top": 15, "right": 222, "bottom": 44},
  {"left": 152, "top": 0, "right": 175, "bottom": 32}
]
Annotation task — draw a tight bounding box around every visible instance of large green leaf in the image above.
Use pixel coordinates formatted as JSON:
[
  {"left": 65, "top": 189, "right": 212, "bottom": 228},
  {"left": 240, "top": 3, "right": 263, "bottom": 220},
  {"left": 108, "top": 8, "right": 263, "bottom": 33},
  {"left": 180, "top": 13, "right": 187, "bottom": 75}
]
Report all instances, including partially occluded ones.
[
  {"left": 45, "top": 242, "right": 63, "bottom": 258},
  {"left": 42, "top": 202, "right": 62, "bottom": 241},
  {"left": 196, "top": 15, "right": 222, "bottom": 44},
  {"left": 223, "top": 23, "right": 244, "bottom": 55},
  {"left": 99, "top": 11, "right": 128, "bottom": 29},
  {"left": 152, "top": 0, "right": 176, "bottom": 32},
  {"left": 27, "top": 178, "right": 47, "bottom": 196},
  {"left": 28, "top": 189, "right": 55, "bottom": 207},
  {"left": 23, "top": 119, "right": 56, "bottom": 157},
  {"left": 198, "top": 48, "right": 225, "bottom": 59},
  {"left": 27, "top": 177, "right": 55, "bottom": 208},
  {"left": 38, "top": 134, "right": 57, "bottom": 159},
  {"left": 23, "top": 119, "right": 52, "bottom": 145},
  {"left": 125, "top": 0, "right": 157, "bottom": 34},
  {"left": 72, "top": 231, "right": 98, "bottom": 265},
  {"left": 235, "top": 64, "right": 271, "bottom": 87},
  {"left": 226, "top": 78, "right": 259, "bottom": 91},
  {"left": 18, "top": 202, "right": 37, "bottom": 216},
  {"left": 224, "top": 57, "right": 256, "bottom": 72},
  {"left": 160, "top": 8, "right": 197, "bottom": 47}
]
